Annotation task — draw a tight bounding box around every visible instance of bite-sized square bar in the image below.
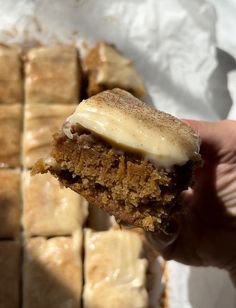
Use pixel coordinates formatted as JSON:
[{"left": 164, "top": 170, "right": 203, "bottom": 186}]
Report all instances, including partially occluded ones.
[
  {"left": 83, "top": 229, "right": 148, "bottom": 308},
  {"left": 33, "top": 89, "right": 201, "bottom": 232},
  {"left": 0, "top": 105, "right": 22, "bottom": 168},
  {"left": 0, "top": 241, "right": 20, "bottom": 308},
  {"left": 0, "top": 44, "right": 23, "bottom": 104},
  {"left": 23, "top": 104, "right": 76, "bottom": 168},
  {"left": 23, "top": 232, "right": 82, "bottom": 308},
  {"left": 85, "top": 42, "right": 146, "bottom": 97},
  {"left": 23, "top": 171, "right": 87, "bottom": 237},
  {"left": 0, "top": 169, "right": 21, "bottom": 238},
  {"left": 25, "top": 45, "right": 81, "bottom": 104}
]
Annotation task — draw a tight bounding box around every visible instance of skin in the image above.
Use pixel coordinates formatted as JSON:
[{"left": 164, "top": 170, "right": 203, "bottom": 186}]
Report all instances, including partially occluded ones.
[{"left": 146, "top": 120, "right": 236, "bottom": 286}]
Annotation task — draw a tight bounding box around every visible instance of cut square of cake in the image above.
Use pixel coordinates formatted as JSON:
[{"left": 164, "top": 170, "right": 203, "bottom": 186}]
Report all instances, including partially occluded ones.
[
  {"left": 22, "top": 171, "right": 87, "bottom": 237},
  {"left": 34, "top": 89, "right": 200, "bottom": 232},
  {"left": 0, "top": 169, "right": 21, "bottom": 238},
  {"left": 83, "top": 228, "right": 149, "bottom": 308},
  {"left": 0, "top": 44, "right": 23, "bottom": 104},
  {"left": 0, "top": 104, "right": 22, "bottom": 168},
  {"left": 85, "top": 42, "right": 146, "bottom": 97},
  {"left": 0, "top": 241, "right": 20, "bottom": 308},
  {"left": 25, "top": 45, "right": 81, "bottom": 104},
  {"left": 23, "top": 231, "right": 82, "bottom": 308},
  {"left": 23, "top": 104, "right": 77, "bottom": 168}
]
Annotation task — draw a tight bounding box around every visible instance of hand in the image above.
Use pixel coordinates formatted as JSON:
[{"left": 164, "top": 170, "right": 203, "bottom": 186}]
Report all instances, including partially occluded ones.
[{"left": 146, "top": 120, "right": 236, "bottom": 285}]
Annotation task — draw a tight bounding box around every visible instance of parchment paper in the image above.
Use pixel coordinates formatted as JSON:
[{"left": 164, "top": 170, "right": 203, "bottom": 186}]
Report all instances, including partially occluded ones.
[
  {"left": 0, "top": 0, "right": 220, "bottom": 119},
  {"left": 0, "top": 0, "right": 235, "bottom": 307}
]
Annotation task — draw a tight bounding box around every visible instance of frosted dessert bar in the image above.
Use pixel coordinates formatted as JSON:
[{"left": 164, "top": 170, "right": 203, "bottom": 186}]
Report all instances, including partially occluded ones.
[
  {"left": 33, "top": 89, "right": 200, "bottom": 232},
  {"left": 0, "top": 44, "right": 23, "bottom": 104},
  {"left": 23, "top": 231, "right": 82, "bottom": 308},
  {"left": 0, "top": 105, "right": 22, "bottom": 168},
  {"left": 85, "top": 42, "right": 146, "bottom": 97},
  {"left": 23, "top": 171, "right": 87, "bottom": 237},
  {"left": 83, "top": 229, "right": 148, "bottom": 308},
  {"left": 25, "top": 45, "right": 81, "bottom": 104}
]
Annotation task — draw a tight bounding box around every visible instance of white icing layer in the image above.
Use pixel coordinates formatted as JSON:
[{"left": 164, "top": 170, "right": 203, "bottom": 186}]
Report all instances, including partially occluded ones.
[{"left": 64, "top": 90, "right": 199, "bottom": 168}]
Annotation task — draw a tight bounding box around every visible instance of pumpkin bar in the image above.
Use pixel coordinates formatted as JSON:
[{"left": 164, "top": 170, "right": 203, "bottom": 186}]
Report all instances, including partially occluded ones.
[
  {"left": 22, "top": 171, "right": 87, "bottom": 237},
  {"left": 25, "top": 45, "right": 81, "bottom": 104},
  {"left": 0, "top": 44, "right": 23, "bottom": 104},
  {"left": 33, "top": 89, "right": 200, "bottom": 232},
  {"left": 23, "top": 231, "right": 82, "bottom": 308},
  {"left": 83, "top": 229, "right": 148, "bottom": 308},
  {"left": 85, "top": 42, "right": 146, "bottom": 97},
  {"left": 0, "top": 104, "right": 22, "bottom": 168}
]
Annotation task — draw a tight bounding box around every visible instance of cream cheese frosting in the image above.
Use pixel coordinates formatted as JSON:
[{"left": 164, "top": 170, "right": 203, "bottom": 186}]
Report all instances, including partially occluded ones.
[{"left": 63, "top": 89, "right": 200, "bottom": 168}]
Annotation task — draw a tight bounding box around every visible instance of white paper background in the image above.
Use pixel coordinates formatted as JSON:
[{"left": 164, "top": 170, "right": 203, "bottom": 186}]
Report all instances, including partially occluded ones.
[
  {"left": 0, "top": 0, "right": 235, "bottom": 307},
  {"left": 210, "top": 0, "right": 236, "bottom": 120}
]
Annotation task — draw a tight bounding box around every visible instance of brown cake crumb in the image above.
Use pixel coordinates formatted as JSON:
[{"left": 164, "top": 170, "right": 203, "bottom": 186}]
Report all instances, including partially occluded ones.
[{"left": 33, "top": 128, "right": 194, "bottom": 232}]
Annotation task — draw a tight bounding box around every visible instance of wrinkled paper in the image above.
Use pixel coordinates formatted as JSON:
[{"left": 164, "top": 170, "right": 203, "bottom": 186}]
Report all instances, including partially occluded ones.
[{"left": 0, "top": 0, "right": 235, "bottom": 307}]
